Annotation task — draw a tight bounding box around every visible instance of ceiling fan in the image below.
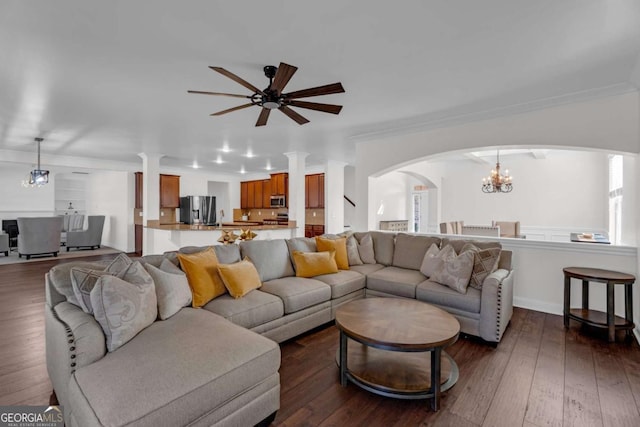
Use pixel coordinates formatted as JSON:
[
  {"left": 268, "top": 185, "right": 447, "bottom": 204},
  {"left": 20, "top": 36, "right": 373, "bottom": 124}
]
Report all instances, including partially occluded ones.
[{"left": 188, "top": 62, "right": 344, "bottom": 126}]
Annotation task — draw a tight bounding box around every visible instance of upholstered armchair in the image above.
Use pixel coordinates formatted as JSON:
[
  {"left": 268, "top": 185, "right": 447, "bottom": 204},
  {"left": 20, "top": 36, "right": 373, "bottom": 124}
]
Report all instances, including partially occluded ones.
[
  {"left": 66, "top": 215, "right": 105, "bottom": 251},
  {"left": 17, "top": 217, "right": 64, "bottom": 260},
  {"left": 0, "top": 233, "right": 8, "bottom": 256},
  {"left": 60, "top": 214, "right": 85, "bottom": 246},
  {"left": 439, "top": 221, "right": 464, "bottom": 234},
  {"left": 492, "top": 221, "right": 521, "bottom": 238}
]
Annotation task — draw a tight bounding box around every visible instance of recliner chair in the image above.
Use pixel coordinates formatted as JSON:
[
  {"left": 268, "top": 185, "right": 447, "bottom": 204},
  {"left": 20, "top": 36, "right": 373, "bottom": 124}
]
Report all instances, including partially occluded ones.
[{"left": 66, "top": 215, "right": 105, "bottom": 251}]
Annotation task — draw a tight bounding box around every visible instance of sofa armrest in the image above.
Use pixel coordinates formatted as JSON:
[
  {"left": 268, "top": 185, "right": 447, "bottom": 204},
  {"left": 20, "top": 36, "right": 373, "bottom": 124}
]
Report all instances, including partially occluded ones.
[
  {"left": 479, "top": 269, "right": 514, "bottom": 343},
  {"left": 46, "top": 301, "right": 106, "bottom": 407}
]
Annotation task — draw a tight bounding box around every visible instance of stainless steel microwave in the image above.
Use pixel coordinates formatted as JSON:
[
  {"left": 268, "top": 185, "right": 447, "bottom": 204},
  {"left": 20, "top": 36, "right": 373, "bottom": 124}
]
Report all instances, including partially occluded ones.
[{"left": 270, "top": 195, "right": 286, "bottom": 208}]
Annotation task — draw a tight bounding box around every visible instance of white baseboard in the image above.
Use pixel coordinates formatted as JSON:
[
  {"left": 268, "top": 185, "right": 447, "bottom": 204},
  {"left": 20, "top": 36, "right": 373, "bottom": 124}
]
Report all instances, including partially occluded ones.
[{"left": 513, "top": 296, "right": 563, "bottom": 316}]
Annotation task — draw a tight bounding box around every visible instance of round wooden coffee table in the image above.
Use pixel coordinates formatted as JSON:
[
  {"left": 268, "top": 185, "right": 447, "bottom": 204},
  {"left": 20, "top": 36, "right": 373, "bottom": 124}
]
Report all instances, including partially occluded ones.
[{"left": 335, "top": 298, "right": 460, "bottom": 411}]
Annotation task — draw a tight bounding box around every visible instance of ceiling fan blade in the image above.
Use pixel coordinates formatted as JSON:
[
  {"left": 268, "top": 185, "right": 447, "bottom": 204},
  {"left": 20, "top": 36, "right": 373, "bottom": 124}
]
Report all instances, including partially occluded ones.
[
  {"left": 279, "top": 105, "right": 310, "bottom": 125},
  {"left": 188, "top": 90, "right": 251, "bottom": 99},
  {"left": 210, "top": 103, "right": 254, "bottom": 116},
  {"left": 209, "top": 66, "right": 265, "bottom": 95},
  {"left": 284, "top": 82, "right": 345, "bottom": 99},
  {"left": 287, "top": 100, "right": 343, "bottom": 115},
  {"left": 255, "top": 108, "right": 271, "bottom": 126},
  {"left": 270, "top": 62, "right": 298, "bottom": 95}
]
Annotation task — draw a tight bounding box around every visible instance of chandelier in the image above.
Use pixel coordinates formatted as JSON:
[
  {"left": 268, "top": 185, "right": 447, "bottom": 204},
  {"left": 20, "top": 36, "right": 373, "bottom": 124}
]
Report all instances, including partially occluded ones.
[
  {"left": 21, "top": 137, "right": 50, "bottom": 188},
  {"left": 482, "top": 150, "right": 512, "bottom": 193}
]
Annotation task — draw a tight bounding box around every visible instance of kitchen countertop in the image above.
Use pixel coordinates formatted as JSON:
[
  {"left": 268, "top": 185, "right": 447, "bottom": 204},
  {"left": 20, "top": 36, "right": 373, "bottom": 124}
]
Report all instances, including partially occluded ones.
[{"left": 148, "top": 223, "right": 296, "bottom": 231}]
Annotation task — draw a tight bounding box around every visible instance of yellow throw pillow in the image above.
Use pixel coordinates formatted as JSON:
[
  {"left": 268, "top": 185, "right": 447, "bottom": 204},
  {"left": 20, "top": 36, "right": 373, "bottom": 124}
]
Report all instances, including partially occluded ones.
[
  {"left": 217, "top": 258, "right": 262, "bottom": 299},
  {"left": 315, "top": 236, "right": 350, "bottom": 270},
  {"left": 292, "top": 250, "right": 339, "bottom": 278},
  {"left": 177, "top": 247, "right": 226, "bottom": 307}
]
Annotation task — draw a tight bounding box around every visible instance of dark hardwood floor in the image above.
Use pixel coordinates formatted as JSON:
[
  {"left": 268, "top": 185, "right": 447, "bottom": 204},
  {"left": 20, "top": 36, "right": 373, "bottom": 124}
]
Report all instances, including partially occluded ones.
[{"left": 1, "top": 254, "right": 639, "bottom": 426}]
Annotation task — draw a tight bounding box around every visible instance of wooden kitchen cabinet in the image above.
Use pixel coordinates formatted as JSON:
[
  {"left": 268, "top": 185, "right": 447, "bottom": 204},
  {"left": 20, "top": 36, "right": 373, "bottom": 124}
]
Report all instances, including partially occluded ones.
[
  {"left": 240, "top": 182, "right": 249, "bottom": 209},
  {"left": 305, "top": 173, "right": 324, "bottom": 208},
  {"left": 262, "top": 179, "right": 271, "bottom": 208},
  {"left": 247, "top": 181, "right": 256, "bottom": 209},
  {"left": 270, "top": 173, "right": 287, "bottom": 196},
  {"left": 134, "top": 172, "right": 143, "bottom": 209},
  {"left": 160, "top": 174, "right": 180, "bottom": 208},
  {"left": 254, "top": 180, "right": 263, "bottom": 208}
]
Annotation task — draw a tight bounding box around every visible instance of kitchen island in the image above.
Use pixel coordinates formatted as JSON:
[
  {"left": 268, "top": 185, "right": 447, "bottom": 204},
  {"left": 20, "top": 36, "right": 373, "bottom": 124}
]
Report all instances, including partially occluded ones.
[{"left": 143, "top": 222, "right": 298, "bottom": 255}]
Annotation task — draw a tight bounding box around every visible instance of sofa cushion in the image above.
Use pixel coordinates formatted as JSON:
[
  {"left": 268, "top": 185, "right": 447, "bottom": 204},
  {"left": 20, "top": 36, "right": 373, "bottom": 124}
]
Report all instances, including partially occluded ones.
[
  {"left": 344, "top": 234, "right": 363, "bottom": 265},
  {"left": 286, "top": 237, "right": 317, "bottom": 270},
  {"left": 145, "top": 259, "right": 192, "bottom": 320},
  {"left": 461, "top": 243, "right": 502, "bottom": 290},
  {"left": 71, "top": 253, "right": 133, "bottom": 314},
  {"left": 292, "top": 250, "right": 338, "bottom": 278},
  {"left": 70, "top": 309, "right": 280, "bottom": 427},
  {"left": 213, "top": 244, "right": 242, "bottom": 264},
  {"left": 316, "top": 236, "right": 349, "bottom": 270},
  {"left": 49, "top": 260, "right": 110, "bottom": 306},
  {"left": 371, "top": 231, "right": 396, "bottom": 266},
  {"left": 217, "top": 258, "right": 262, "bottom": 298},
  {"left": 203, "top": 290, "right": 284, "bottom": 329},
  {"left": 90, "top": 263, "right": 157, "bottom": 352},
  {"left": 354, "top": 233, "right": 376, "bottom": 264},
  {"left": 240, "top": 239, "right": 295, "bottom": 282},
  {"left": 430, "top": 250, "right": 474, "bottom": 294},
  {"left": 441, "top": 238, "right": 502, "bottom": 254},
  {"left": 313, "top": 270, "right": 366, "bottom": 299},
  {"left": 420, "top": 244, "right": 454, "bottom": 277},
  {"left": 416, "top": 280, "right": 481, "bottom": 313},
  {"left": 366, "top": 266, "right": 426, "bottom": 298},
  {"left": 349, "top": 263, "right": 385, "bottom": 276},
  {"left": 260, "top": 277, "right": 331, "bottom": 314},
  {"left": 177, "top": 247, "right": 227, "bottom": 307},
  {"left": 392, "top": 233, "right": 441, "bottom": 270}
]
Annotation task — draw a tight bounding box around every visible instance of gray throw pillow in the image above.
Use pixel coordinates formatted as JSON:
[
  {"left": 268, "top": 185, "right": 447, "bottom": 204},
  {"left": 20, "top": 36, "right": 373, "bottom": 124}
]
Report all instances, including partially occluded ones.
[
  {"left": 71, "top": 253, "right": 132, "bottom": 314},
  {"left": 146, "top": 259, "right": 192, "bottom": 320},
  {"left": 345, "top": 235, "right": 363, "bottom": 265},
  {"left": 90, "top": 271, "right": 157, "bottom": 352},
  {"left": 461, "top": 243, "right": 502, "bottom": 290},
  {"left": 420, "top": 244, "right": 455, "bottom": 277},
  {"left": 430, "top": 250, "right": 474, "bottom": 294},
  {"left": 356, "top": 233, "right": 376, "bottom": 264}
]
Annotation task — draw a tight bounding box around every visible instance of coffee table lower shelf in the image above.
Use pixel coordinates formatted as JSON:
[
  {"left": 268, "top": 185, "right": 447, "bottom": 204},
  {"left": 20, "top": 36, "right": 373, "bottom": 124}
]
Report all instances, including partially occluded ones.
[{"left": 335, "top": 338, "right": 459, "bottom": 407}]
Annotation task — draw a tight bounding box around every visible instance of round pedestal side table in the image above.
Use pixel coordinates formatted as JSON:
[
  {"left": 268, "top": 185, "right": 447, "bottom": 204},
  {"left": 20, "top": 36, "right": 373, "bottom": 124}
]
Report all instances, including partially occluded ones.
[{"left": 563, "top": 267, "right": 635, "bottom": 342}]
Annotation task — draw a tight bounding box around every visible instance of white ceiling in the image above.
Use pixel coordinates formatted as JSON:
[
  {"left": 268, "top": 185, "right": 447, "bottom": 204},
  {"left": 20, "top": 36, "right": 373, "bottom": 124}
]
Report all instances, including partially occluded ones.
[{"left": 1, "top": 0, "right": 639, "bottom": 175}]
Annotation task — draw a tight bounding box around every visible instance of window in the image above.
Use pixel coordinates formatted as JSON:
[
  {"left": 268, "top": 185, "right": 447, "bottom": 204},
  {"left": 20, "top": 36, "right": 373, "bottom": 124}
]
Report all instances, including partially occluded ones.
[{"left": 608, "top": 155, "right": 623, "bottom": 244}]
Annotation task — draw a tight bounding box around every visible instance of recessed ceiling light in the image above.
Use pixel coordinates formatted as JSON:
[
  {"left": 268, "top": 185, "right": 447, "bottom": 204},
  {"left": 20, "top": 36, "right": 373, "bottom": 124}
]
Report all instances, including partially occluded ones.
[
  {"left": 191, "top": 161, "right": 200, "bottom": 169},
  {"left": 221, "top": 144, "right": 231, "bottom": 153},
  {"left": 265, "top": 162, "right": 273, "bottom": 171},
  {"left": 240, "top": 166, "right": 246, "bottom": 174},
  {"left": 245, "top": 149, "right": 255, "bottom": 158},
  {"left": 214, "top": 155, "right": 224, "bottom": 164}
]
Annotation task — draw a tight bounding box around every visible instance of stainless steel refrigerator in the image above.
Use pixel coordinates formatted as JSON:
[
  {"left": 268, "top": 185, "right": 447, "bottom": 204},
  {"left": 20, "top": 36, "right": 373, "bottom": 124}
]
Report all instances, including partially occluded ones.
[{"left": 180, "top": 196, "right": 216, "bottom": 225}]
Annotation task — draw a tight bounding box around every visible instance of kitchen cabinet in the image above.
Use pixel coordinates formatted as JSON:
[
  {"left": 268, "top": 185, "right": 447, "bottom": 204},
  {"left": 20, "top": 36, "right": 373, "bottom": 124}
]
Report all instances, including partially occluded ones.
[
  {"left": 262, "top": 179, "right": 271, "bottom": 208},
  {"left": 240, "top": 182, "right": 248, "bottom": 209},
  {"left": 254, "top": 180, "right": 263, "bottom": 208},
  {"left": 305, "top": 224, "right": 325, "bottom": 238},
  {"left": 160, "top": 174, "right": 180, "bottom": 208},
  {"left": 134, "top": 172, "right": 143, "bottom": 209},
  {"left": 270, "top": 173, "right": 287, "bottom": 196},
  {"left": 247, "top": 181, "right": 256, "bottom": 209},
  {"left": 305, "top": 173, "right": 325, "bottom": 209}
]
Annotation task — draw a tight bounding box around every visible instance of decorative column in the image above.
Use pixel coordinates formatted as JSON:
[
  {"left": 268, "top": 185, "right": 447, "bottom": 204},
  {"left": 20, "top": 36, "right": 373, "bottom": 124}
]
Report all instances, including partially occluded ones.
[
  {"left": 285, "top": 151, "right": 308, "bottom": 237},
  {"left": 325, "top": 160, "right": 347, "bottom": 234},
  {"left": 138, "top": 152, "right": 163, "bottom": 254}
]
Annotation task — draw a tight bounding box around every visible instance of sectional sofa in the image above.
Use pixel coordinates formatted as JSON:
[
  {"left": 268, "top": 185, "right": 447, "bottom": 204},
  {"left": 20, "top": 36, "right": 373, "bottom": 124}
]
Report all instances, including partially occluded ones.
[{"left": 45, "top": 231, "right": 514, "bottom": 426}]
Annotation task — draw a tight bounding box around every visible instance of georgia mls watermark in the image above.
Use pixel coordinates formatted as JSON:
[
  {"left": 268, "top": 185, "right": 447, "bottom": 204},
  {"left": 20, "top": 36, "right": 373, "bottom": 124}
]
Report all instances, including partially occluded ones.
[{"left": 0, "top": 406, "right": 63, "bottom": 427}]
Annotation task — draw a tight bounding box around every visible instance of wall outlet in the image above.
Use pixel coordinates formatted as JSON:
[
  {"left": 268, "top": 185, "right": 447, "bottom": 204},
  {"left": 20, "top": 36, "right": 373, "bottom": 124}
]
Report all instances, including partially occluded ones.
[
  {"left": 313, "top": 212, "right": 316, "bottom": 217},
  {"left": 259, "top": 211, "right": 262, "bottom": 216},
  {"left": 139, "top": 212, "right": 143, "bottom": 217},
  {"left": 160, "top": 211, "right": 164, "bottom": 216}
]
